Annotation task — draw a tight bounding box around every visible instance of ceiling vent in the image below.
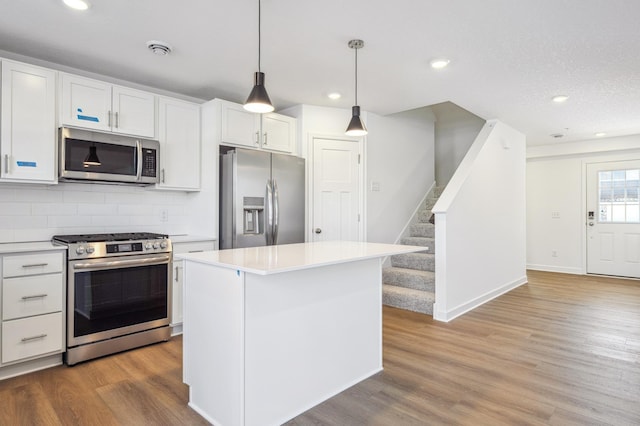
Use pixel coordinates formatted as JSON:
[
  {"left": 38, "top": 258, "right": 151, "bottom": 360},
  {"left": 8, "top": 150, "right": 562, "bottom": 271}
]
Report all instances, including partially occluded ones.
[{"left": 146, "top": 40, "right": 172, "bottom": 56}]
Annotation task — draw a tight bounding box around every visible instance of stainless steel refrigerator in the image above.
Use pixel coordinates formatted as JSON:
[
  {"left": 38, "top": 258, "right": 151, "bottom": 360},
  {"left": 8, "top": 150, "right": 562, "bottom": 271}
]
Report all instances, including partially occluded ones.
[{"left": 220, "top": 147, "right": 305, "bottom": 249}]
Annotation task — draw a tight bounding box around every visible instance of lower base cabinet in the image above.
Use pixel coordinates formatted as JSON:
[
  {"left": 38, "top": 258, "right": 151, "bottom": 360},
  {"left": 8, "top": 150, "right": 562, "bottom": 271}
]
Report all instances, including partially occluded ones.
[{"left": 2, "top": 312, "right": 63, "bottom": 364}]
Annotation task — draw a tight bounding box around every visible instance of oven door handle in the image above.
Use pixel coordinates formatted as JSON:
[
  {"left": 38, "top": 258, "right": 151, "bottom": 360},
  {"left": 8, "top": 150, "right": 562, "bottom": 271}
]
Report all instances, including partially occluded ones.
[{"left": 72, "top": 255, "right": 170, "bottom": 271}]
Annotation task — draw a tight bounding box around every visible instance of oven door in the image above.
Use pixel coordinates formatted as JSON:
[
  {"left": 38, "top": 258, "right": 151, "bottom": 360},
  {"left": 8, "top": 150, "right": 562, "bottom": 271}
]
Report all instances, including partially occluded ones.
[{"left": 67, "top": 252, "right": 171, "bottom": 347}]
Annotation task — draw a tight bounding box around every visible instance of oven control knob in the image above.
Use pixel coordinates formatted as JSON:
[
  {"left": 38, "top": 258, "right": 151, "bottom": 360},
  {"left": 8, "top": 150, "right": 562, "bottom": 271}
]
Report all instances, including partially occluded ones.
[
  {"left": 145, "top": 243, "right": 153, "bottom": 250},
  {"left": 76, "top": 246, "right": 86, "bottom": 255},
  {"left": 160, "top": 241, "right": 168, "bottom": 249},
  {"left": 153, "top": 242, "right": 160, "bottom": 249},
  {"left": 86, "top": 246, "right": 95, "bottom": 254}
]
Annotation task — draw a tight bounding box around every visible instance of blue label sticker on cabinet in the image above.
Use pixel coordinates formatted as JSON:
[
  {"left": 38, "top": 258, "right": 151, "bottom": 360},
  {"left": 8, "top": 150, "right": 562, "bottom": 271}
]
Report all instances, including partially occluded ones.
[
  {"left": 16, "top": 161, "right": 37, "bottom": 167},
  {"left": 76, "top": 107, "right": 99, "bottom": 122}
]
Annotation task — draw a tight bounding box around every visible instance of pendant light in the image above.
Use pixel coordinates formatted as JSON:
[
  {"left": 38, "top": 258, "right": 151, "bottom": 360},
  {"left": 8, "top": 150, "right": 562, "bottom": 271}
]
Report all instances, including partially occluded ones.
[
  {"left": 83, "top": 144, "right": 101, "bottom": 167},
  {"left": 345, "top": 39, "right": 368, "bottom": 136},
  {"left": 244, "top": 0, "right": 274, "bottom": 113}
]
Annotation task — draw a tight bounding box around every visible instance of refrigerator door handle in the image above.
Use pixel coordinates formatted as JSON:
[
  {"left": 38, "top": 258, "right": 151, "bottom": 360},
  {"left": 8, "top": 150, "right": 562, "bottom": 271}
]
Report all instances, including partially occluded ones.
[
  {"left": 273, "top": 179, "right": 280, "bottom": 245},
  {"left": 266, "top": 180, "right": 274, "bottom": 245}
]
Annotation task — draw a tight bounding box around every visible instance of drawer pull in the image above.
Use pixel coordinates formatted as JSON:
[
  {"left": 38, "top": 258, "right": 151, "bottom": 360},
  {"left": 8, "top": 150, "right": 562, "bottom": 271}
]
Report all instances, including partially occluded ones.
[
  {"left": 21, "top": 334, "right": 48, "bottom": 343},
  {"left": 21, "top": 294, "right": 48, "bottom": 300},
  {"left": 22, "top": 263, "right": 48, "bottom": 268},
  {"left": 188, "top": 250, "right": 204, "bottom": 253}
]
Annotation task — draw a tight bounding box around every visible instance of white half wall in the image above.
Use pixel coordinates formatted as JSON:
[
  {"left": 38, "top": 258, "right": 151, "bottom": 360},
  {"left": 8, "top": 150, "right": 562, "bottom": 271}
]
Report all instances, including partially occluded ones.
[
  {"left": 432, "top": 120, "right": 527, "bottom": 322},
  {"left": 526, "top": 134, "right": 640, "bottom": 274}
]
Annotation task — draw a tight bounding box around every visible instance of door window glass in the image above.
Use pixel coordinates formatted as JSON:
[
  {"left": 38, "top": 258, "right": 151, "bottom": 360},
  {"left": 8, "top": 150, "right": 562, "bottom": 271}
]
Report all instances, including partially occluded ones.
[{"left": 599, "top": 169, "right": 640, "bottom": 223}]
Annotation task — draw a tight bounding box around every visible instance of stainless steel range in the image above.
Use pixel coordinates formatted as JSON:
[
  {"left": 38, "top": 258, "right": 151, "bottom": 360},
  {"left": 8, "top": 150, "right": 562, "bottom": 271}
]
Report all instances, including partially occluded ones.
[{"left": 52, "top": 232, "right": 172, "bottom": 365}]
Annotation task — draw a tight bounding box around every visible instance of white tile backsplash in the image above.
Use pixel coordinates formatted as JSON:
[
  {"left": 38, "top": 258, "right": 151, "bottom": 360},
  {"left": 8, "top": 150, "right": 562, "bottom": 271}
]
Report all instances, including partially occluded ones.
[{"left": 0, "top": 182, "right": 193, "bottom": 243}]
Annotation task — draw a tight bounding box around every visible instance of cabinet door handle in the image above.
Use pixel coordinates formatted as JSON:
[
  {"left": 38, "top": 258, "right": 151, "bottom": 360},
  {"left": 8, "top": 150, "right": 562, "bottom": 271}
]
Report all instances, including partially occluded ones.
[
  {"left": 115, "top": 111, "right": 119, "bottom": 128},
  {"left": 161, "top": 169, "right": 165, "bottom": 183},
  {"left": 175, "top": 265, "right": 183, "bottom": 282},
  {"left": 255, "top": 131, "right": 260, "bottom": 146},
  {"left": 108, "top": 110, "right": 112, "bottom": 127},
  {"left": 22, "top": 263, "right": 48, "bottom": 268},
  {"left": 21, "top": 294, "right": 48, "bottom": 300},
  {"left": 263, "top": 132, "right": 268, "bottom": 145},
  {"left": 4, "top": 154, "right": 8, "bottom": 174},
  {"left": 21, "top": 334, "right": 48, "bottom": 343}
]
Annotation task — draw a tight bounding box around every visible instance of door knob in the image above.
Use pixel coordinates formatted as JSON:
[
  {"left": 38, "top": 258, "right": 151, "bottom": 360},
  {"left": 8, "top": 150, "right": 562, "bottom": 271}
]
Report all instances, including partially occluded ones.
[
  {"left": 315, "top": 228, "right": 322, "bottom": 234},
  {"left": 588, "top": 221, "right": 594, "bottom": 227}
]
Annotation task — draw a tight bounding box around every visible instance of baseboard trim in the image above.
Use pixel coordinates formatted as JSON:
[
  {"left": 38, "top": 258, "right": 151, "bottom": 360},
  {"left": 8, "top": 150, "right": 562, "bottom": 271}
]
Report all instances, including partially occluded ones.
[
  {"left": 526, "top": 264, "right": 583, "bottom": 275},
  {"left": 433, "top": 275, "right": 528, "bottom": 322}
]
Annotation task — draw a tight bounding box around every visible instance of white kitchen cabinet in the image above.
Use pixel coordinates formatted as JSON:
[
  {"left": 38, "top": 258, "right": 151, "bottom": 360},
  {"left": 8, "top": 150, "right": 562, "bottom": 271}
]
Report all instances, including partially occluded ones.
[
  {"left": 171, "top": 239, "right": 217, "bottom": 333},
  {"left": 157, "top": 97, "right": 201, "bottom": 191},
  {"left": 0, "top": 60, "right": 57, "bottom": 183},
  {"left": 0, "top": 250, "right": 65, "bottom": 366},
  {"left": 220, "top": 100, "right": 296, "bottom": 154},
  {"left": 60, "top": 73, "right": 156, "bottom": 138}
]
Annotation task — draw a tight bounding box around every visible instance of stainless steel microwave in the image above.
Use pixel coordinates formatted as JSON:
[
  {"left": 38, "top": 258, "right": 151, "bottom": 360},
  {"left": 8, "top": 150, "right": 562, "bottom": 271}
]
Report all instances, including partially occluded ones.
[{"left": 59, "top": 127, "right": 159, "bottom": 185}]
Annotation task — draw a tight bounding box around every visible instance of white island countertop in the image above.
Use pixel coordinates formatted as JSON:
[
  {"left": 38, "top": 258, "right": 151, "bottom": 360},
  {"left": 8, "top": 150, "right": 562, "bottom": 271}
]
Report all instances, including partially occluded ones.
[{"left": 177, "top": 240, "right": 426, "bottom": 275}]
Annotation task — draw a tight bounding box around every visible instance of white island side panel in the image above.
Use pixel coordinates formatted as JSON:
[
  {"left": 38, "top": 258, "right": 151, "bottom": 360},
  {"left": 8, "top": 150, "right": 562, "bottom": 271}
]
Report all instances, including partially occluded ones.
[
  {"left": 244, "top": 258, "right": 382, "bottom": 426},
  {"left": 184, "top": 262, "right": 244, "bottom": 426}
]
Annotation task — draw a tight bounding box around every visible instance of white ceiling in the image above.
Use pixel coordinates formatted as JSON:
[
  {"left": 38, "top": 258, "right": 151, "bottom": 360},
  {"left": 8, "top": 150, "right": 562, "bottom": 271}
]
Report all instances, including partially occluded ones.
[{"left": 1, "top": 0, "right": 639, "bottom": 146}]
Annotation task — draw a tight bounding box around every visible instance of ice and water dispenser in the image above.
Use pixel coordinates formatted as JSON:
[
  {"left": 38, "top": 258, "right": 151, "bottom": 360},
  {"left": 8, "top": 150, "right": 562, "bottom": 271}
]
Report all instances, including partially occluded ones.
[{"left": 243, "top": 197, "right": 264, "bottom": 235}]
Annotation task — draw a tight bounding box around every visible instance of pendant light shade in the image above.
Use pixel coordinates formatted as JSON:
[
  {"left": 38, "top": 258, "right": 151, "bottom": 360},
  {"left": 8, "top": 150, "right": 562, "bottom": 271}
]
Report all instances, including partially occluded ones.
[
  {"left": 244, "top": 0, "right": 274, "bottom": 113},
  {"left": 345, "top": 39, "right": 367, "bottom": 136},
  {"left": 245, "top": 72, "right": 274, "bottom": 113},
  {"left": 83, "top": 145, "right": 101, "bottom": 167}
]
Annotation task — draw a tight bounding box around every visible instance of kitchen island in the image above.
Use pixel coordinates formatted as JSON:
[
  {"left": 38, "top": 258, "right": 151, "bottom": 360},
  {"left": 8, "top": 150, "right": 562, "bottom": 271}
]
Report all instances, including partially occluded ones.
[{"left": 178, "top": 241, "right": 425, "bottom": 426}]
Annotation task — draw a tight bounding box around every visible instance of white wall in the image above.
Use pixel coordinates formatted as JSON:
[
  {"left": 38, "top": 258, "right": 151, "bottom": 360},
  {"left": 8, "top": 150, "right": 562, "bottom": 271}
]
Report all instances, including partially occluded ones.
[
  {"left": 366, "top": 108, "right": 435, "bottom": 243},
  {"left": 433, "top": 120, "right": 527, "bottom": 321},
  {"left": 432, "top": 102, "right": 485, "bottom": 187},
  {"left": 281, "top": 104, "right": 435, "bottom": 244},
  {"left": 526, "top": 134, "right": 640, "bottom": 273},
  {"left": 0, "top": 182, "right": 190, "bottom": 242}
]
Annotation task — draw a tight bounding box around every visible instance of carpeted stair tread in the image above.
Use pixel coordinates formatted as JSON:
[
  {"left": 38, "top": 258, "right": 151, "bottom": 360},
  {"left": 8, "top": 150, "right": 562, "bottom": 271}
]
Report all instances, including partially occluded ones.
[
  {"left": 417, "top": 210, "right": 432, "bottom": 223},
  {"left": 382, "top": 285, "right": 434, "bottom": 315},
  {"left": 410, "top": 223, "right": 435, "bottom": 238},
  {"left": 383, "top": 267, "right": 435, "bottom": 292},
  {"left": 391, "top": 252, "right": 435, "bottom": 271},
  {"left": 425, "top": 198, "right": 438, "bottom": 209},
  {"left": 400, "top": 236, "right": 434, "bottom": 253}
]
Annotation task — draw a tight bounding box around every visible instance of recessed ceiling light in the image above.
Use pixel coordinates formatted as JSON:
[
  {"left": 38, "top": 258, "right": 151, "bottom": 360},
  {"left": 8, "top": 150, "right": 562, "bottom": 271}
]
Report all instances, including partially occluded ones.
[
  {"left": 327, "top": 92, "right": 341, "bottom": 100},
  {"left": 146, "top": 40, "right": 172, "bottom": 56},
  {"left": 429, "top": 58, "right": 450, "bottom": 69},
  {"left": 595, "top": 132, "right": 607, "bottom": 137},
  {"left": 63, "top": 0, "right": 90, "bottom": 10},
  {"left": 552, "top": 95, "right": 569, "bottom": 103}
]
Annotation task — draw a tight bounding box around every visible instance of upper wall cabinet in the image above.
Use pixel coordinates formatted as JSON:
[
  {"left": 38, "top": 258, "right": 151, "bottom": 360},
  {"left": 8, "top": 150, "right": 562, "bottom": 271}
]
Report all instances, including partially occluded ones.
[
  {"left": 0, "top": 60, "right": 57, "bottom": 183},
  {"left": 60, "top": 73, "right": 156, "bottom": 138},
  {"left": 220, "top": 100, "right": 296, "bottom": 154},
  {"left": 157, "top": 97, "right": 201, "bottom": 191}
]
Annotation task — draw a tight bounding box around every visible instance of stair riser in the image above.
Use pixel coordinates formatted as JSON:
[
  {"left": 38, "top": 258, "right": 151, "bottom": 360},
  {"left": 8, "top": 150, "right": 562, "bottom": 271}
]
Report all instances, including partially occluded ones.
[
  {"left": 417, "top": 210, "right": 432, "bottom": 223},
  {"left": 410, "top": 224, "right": 435, "bottom": 238},
  {"left": 382, "top": 289, "right": 434, "bottom": 315},
  {"left": 425, "top": 198, "right": 438, "bottom": 209},
  {"left": 400, "top": 237, "right": 434, "bottom": 253},
  {"left": 383, "top": 270, "right": 435, "bottom": 292},
  {"left": 391, "top": 254, "right": 435, "bottom": 271}
]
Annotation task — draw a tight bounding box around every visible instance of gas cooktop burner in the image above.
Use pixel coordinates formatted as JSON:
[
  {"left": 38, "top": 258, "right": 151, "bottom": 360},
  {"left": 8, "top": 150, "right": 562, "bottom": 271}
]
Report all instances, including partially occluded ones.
[{"left": 52, "top": 232, "right": 168, "bottom": 244}]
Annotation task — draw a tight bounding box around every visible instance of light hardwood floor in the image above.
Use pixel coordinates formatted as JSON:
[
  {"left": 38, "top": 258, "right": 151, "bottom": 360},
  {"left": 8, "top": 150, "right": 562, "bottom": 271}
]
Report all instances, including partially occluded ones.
[{"left": 1, "top": 270, "right": 639, "bottom": 425}]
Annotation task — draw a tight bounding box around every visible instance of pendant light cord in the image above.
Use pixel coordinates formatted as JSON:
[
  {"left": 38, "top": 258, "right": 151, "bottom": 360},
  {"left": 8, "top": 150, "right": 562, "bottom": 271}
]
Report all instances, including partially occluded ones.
[
  {"left": 354, "top": 46, "right": 358, "bottom": 105},
  {"left": 258, "top": 0, "right": 262, "bottom": 73}
]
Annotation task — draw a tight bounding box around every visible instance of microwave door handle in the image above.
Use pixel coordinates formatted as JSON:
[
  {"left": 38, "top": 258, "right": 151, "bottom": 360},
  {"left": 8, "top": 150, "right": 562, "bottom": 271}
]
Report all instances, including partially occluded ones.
[{"left": 135, "top": 140, "right": 143, "bottom": 181}]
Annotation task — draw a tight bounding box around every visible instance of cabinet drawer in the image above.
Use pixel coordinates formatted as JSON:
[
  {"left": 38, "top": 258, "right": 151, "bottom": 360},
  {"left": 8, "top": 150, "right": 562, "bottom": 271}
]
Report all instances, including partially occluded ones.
[
  {"left": 172, "top": 240, "right": 216, "bottom": 254},
  {"left": 3, "top": 252, "right": 63, "bottom": 277},
  {"left": 2, "top": 312, "right": 64, "bottom": 364},
  {"left": 2, "top": 273, "right": 63, "bottom": 320}
]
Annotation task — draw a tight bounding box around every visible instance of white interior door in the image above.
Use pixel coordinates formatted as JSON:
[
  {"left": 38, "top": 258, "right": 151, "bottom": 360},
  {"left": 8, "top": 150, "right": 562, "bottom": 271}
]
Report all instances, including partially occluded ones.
[
  {"left": 586, "top": 160, "right": 640, "bottom": 278},
  {"left": 312, "top": 138, "right": 362, "bottom": 242}
]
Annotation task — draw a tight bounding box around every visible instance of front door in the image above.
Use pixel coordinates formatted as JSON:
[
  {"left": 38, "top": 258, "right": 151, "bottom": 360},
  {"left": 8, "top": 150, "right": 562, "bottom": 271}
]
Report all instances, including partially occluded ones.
[
  {"left": 586, "top": 160, "right": 640, "bottom": 278},
  {"left": 312, "top": 137, "right": 362, "bottom": 242}
]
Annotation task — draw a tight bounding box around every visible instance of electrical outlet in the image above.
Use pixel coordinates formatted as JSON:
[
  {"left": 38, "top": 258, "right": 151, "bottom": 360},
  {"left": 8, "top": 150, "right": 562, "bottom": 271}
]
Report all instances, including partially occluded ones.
[
  {"left": 551, "top": 211, "right": 560, "bottom": 219},
  {"left": 160, "top": 209, "right": 169, "bottom": 222},
  {"left": 551, "top": 250, "right": 558, "bottom": 257}
]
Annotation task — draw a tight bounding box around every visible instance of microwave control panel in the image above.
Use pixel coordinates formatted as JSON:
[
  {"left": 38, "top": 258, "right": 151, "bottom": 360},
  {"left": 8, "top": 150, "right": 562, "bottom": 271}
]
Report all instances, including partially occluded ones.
[{"left": 141, "top": 148, "right": 157, "bottom": 177}]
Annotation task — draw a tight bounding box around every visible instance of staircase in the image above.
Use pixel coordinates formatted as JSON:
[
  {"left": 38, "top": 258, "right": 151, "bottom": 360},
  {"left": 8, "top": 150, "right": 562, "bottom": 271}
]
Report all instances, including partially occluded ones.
[{"left": 382, "top": 187, "right": 442, "bottom": 315}]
